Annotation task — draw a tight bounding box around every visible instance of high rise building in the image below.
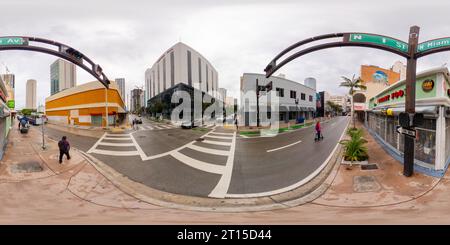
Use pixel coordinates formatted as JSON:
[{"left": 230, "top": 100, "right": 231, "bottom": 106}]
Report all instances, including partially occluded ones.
[
  {"left": 130, "top": 88, "right": 144, "bottom": 113},
  {"left": 145, "top": 42, "right": 219, "bottom": 102},
  {"left": 115, "top": 78, "right": 126, "bottom": 100},
  {"left": 218, "top": 88, "right": 227, "bottom": 101},
  {"left": 26, "top": 79, "right": 37, "bottom": 109},
  {"left": 50, "top": 58, "right": 76, "bottom": 95},
  {"left": 391, "top": 61, "right": 407, "bottom": 81}
]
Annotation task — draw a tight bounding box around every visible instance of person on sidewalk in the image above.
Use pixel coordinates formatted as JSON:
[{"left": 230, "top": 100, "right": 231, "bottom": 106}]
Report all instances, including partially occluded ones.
[
  {"left": 58, "top": 136, "right": 71, "bottom": 164},
  {"left": 234, "top": 115, "right": 239, "bottom": 132}
]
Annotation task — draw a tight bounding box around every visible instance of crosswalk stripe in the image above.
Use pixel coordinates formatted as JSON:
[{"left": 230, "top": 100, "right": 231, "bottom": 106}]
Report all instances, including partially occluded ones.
[
  {"left": 154, "top": 126, "right": 164, "bottom": 129},
  {"left": 106, "top": 134, "right": 130, "bottom": 137},
  {"left": 170, "top": 151, "right": 224, "bottom": 174},
  {"left": 98, "top": 142, "right": 135, "bottom": 147},
  {"left": 202, "top": 140, "right": 232, "bottom": 146},
  {"left": 187, "top": 144, "right": 230, "bottom": 156},
  {"left": 159, "top": 125, "right": 171, "bottom": 129},
  {"left": 207, "top": 132, "right": 234, "bottom": 136},
  {"left": 204, "top": 135, "right": 233, "bottom": 140},
  {"left": 90, "top": 149, "right": 139, "bottom": 156},
  {"left": 103, "top": 137, "right": 133, "bottom": 140},
  {"left": 145, "top": 125, "right": 154, "bottom": 130}
]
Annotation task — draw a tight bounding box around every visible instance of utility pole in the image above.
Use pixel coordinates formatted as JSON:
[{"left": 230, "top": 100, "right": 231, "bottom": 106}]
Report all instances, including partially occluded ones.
[
  {"left": 403, "top": 26, "right": 420, "bottom": 177},
  {"left": 256, "top": 79, "right": 260, "bottom": 127},
  {"left": 105, "top": 87, "right": 109, "bottom": 129},
  {"left": 41, "top": 115, "right": 46, "bottom": 149}
]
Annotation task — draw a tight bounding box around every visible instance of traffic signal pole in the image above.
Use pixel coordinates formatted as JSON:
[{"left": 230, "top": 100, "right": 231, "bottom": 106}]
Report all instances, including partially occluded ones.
[{"left": 403, "top": 26, "right": 420, "bottom": 177}]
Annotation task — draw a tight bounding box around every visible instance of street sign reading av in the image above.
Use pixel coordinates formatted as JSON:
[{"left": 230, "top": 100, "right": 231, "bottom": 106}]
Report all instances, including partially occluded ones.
[
  {"left": 396, "top": 126, "right": 416, "bottom": 138},
  {"left": 417, "top": 37, "right": 450, "bottom": 52},
  {"left": 347, "top": 33, "right": 409, "bottom": 53},
  {"left": 0, "top": 37, "right": 27, "bottom": 46}
]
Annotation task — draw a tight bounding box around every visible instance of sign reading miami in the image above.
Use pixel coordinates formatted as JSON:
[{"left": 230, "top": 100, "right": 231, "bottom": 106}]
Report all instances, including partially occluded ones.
[
  {"left": 0, "top": 37, "right": 27, "bottom": 46},
  {"left": 417, "top": 38, "right": 450, "bottom": 52}
]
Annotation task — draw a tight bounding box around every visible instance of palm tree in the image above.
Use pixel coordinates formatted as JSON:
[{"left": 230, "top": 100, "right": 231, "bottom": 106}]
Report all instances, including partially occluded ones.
[{"left": 340, "top": 75, "right": 367, "bottom": 129}]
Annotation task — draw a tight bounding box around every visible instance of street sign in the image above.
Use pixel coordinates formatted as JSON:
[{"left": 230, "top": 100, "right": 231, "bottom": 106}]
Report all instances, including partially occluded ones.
[
  {"left": 0, "top": 37, "right": 27, "bottom": 46},
  {"left": 417, "top": 37, "right": 450, "bottom": 52},
  {"left": 347, "top": 33, "right": 408, "bottom": 53},
  {"left": 396, "top": 126, "right": 416, "bottom": 138}
]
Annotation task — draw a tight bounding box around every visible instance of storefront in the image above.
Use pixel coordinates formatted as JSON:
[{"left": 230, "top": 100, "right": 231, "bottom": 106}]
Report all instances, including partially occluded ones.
[
  {"left": 0, "top": 76, "right": 11, "bottom": 160},
  {"left": 366, "top": 67, "right": 450, "bottom": 177}
]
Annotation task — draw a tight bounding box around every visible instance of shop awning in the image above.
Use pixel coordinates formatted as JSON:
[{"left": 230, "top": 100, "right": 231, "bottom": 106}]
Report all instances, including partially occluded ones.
[
  {"left": 371, "top": 106, "right": 438, "bottom": 117},
  {"left": 289, "top": 106, "right": 300, "bottom": 112}
]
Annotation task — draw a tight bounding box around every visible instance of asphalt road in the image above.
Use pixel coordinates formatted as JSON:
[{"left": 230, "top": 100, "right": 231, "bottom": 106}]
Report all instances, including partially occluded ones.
[{"left": 45, "top": 116, "right": 349, "bottom": 198}]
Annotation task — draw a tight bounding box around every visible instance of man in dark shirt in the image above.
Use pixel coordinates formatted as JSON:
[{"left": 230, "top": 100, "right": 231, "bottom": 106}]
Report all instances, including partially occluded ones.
[{"left": 58, "top": 136, "right": 71, "bottom": 164}]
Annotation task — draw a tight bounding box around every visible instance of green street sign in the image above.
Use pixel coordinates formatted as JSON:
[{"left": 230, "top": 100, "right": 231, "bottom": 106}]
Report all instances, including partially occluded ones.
[
  {"left": 0, "top": 37, "right": 27, "bottom": 46},
  {"left": 417, "top": 38, "right": 450, "bottom": 52},
  {"left": 348, "top": 33, "right": 408, "bottom": 53}
]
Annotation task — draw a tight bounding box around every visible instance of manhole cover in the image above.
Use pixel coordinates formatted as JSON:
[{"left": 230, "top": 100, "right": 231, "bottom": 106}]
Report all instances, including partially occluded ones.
[
  {"left": 361, "top": 164, "right": 378, "bottom": 170},
  {"left": 353, "top": 175, "right": 381, "bottom": 193},
  {"left": 195, "top": 138, "right": 205, "bottom": 142},
  {"left": 138, "top": 135, "right": 146, "bottom": 138},
  {"left": 10, "top": 161, "right": 43, "bottom": 173}
]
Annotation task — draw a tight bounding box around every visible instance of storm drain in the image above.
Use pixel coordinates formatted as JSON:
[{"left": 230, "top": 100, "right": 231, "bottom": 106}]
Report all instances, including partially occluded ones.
[
  {"left": 353, "top": 175, "right": 381, "bottom": 193},
  {"left": 361, "top": 164, "right": 379, "bottom": 170},
  {"left": 10, "top": 161, "right": 43, "bottom": 173}
]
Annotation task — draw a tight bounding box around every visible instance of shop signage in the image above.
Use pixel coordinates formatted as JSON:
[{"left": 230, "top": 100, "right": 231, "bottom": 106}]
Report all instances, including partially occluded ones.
[
  {"left": 377, "top": 89, "right": 405, "bottom": 104},
  {"left": 422, "top": 79, "right": 434, "bottom": 92},
  {"left": 7, "top": 100, "right": 14, "bottom": 109},
  {"left": 348, "top": 33, "right": 408, "bottom": 53}
]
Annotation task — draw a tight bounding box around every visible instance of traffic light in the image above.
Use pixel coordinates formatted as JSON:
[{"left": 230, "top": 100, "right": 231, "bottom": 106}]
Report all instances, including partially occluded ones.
[
  {"left": 63, "top": 47, "right": 83, "bottom": 61},
  {"left": 413, "top": 113, "right": 424, "bottom": 127},
  {"left": 399, "top": 112, "right": 410, "bottom": 127},
  {"left": 265, "top": 81, "right": 273, "bottom": 92}
]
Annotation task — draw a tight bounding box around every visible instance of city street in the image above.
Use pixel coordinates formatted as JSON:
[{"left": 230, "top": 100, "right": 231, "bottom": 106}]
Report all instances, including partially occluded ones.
[{"left": 44, "top": 116, "right": 349, "bottom": 198}]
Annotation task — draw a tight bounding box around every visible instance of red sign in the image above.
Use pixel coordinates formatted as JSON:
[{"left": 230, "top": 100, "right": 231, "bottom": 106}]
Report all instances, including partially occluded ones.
[{"left": 377, "top": 89, "right": 404, "bottom": 104}]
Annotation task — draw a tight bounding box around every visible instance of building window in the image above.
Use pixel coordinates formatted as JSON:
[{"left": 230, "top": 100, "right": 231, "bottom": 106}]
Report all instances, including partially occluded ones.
[
  {"left": 157, "top": 63, "right": 160, "bottom": 94},
  {"left": 276, "top": 88, "right": 284, "bottom": 97},
  {"left": 309, "top": 95, "right": 313, "bottom": 102},
  {"left": 187, "top": 50, "right": 192, "bottom": 86},
  {"left": 170, "top": 52, "right": 175, "bottom": 87},
  {"left": 301, "top": 93, "right": 306, "bottom": 100},
  {"left": 198, "top": 58, "right": 202, "bottom": 88},
  {"left": 290, "top": 90, "right": 296, "bottom": 99},
  {"left": 163, "top": 58, "right": 166, "bottom": 90},
  {"left": 206, "top": 65, "right": 209, "bottom": 91}
]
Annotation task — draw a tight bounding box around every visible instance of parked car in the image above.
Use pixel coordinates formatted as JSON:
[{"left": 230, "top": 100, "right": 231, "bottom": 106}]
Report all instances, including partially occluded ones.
[{"left": 135, "top": 117, "right": 142, "bottom": 124}]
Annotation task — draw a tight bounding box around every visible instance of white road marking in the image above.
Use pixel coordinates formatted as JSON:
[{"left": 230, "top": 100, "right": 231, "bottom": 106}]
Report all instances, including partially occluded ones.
[
  {"left": 225, "top": 118, "right": 349, "bottom": 198},
  {"left": 129, "top": 133, "right": 148, "bottom": 160},
  {"left": 204, "top": 135, "right": 233, "bottom": 140},
  {"left": 202, "top": 140, "right": 232, "bottom": 146},
  {"left": 145, "top": 125, "right": 154, "bottom": 130},
  {"left": 98, "top": 142, "right": 135, "bottom": 147},
  {"left": 90, "top": 149, "right": 140, "bottom": 156},
  {"left": 103, "top": 137, "right": 133, "bottom": 141},
  {"left": 170, "top": 151, "right": 225, "bottom": 174},
  {"left": 154, "top": 125, "right": 164, "bottom": 130},
  {"left": 187, "top": 144, "right": 230, "bottom": 156},
  {"left": 106, "top": 133, "right": 130, "bottom": 137},
  {"left": 209, "top": 132, "right": 234, "bottom": 136},
  {"left": 209, "top": 131, "right": 236, "bottom": 198},
  {"left": 87, "top": 133, "right": 107, "bottom": 153},
  {"left": 266, "top": 140, "right": 302, "bottom": 153}
]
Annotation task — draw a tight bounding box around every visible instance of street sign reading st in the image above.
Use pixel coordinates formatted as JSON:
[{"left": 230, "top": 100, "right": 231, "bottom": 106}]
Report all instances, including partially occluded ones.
[
  {"left": 348, "top": 33, "right": 408, "bottom": 53},
  {"left": 0, "top": 37, "right": 27, "bottom": 46},
  {"left": 417, "top": 37, "right": 450, "bottom": 52}
]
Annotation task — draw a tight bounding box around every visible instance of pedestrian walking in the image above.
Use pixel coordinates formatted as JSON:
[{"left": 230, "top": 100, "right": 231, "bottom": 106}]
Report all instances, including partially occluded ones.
[
  {"left": 58, "top": 136, "right": 71, "bottom": 164},
  {"left": 234, "top": 115, "right": 239, "bottom": 132}
]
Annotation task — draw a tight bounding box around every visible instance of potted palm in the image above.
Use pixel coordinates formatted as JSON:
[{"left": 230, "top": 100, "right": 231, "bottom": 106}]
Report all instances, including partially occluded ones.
[{"left": 339, "top": 128, "right": 369, "bottom": 166}]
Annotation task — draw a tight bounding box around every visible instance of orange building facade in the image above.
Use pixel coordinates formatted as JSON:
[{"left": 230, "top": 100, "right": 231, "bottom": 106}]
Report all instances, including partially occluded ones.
[{"left": 45, "top": 81, "right": 126, "bottom": 127}]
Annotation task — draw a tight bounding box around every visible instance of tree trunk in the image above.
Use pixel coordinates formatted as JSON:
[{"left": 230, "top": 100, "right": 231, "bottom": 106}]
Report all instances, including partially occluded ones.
[{"left": 351, "top": 95, "right": 355, "bottom": 129}]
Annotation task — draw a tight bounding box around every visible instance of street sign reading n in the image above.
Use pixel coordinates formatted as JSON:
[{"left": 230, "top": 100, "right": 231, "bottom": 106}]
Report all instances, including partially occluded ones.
[
  {"left": 417, "top": 38, "right": 450, "bottom": 52},
  {"left": 396, "top": 126, "right": 416, "bottom": 138},
  {"left": 348, "top": 33, "right": 408, "bottom": 53},
  {"left": 0, "top": 37, "right": 27, "bottom": 46}
]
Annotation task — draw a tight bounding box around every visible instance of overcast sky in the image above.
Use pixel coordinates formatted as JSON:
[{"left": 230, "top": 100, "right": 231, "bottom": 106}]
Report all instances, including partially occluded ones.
[{"left": 1, "top": 0, "right": 450, "bottom": 109}]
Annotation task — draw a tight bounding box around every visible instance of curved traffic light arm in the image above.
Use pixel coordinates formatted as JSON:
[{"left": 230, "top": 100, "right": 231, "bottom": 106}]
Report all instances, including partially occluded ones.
[
  {"left": 265, "top": 32, "right": 410, "bottom": 78},
  {"left": 0, "top": 36, "right": 110, "bottom": 88}
]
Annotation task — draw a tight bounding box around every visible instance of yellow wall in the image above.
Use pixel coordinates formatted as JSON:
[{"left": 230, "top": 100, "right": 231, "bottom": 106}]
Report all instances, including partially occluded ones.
[
  {"left": 46, "top": 88, "right": 124, "bottom": 110},
  {"left": 45, "top": 87, "right": 125, "bottom": 127}
]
